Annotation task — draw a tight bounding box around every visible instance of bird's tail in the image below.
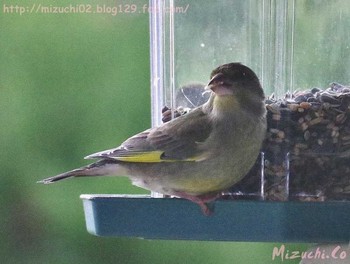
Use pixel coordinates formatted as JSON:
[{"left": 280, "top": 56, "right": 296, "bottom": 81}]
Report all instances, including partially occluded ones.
[{"left": 38, "top": 159, "right": 121, "bottom": 184}]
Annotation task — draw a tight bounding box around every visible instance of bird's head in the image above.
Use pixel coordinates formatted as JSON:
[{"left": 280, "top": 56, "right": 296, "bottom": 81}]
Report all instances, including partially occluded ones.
[
  {"left": 206, "top": 63, "right": 264, "bottom": 98},
  {"left": 205, "top": 63, "right": 265, "bottom": 115}
]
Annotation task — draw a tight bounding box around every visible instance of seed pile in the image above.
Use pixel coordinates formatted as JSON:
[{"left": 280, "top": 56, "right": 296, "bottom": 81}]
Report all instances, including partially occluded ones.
[{"left": 263, "top": 83, "right": 350, "bottom": 201}]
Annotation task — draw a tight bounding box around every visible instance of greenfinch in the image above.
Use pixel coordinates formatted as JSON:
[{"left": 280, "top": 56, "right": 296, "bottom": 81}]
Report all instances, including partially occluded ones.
[{"left": 39, "top": 63, "right": 266, "bottom": 215}]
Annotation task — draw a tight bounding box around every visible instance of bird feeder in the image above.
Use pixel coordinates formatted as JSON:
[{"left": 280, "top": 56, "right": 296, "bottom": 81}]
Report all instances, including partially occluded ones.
[{"left": 81, "top": 0, "right": 350, "bottom": 242}]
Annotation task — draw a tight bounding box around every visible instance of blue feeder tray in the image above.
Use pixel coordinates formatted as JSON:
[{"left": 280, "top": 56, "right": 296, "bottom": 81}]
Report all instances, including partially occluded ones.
[{"left": 80, "top": 194, "right": 350, "bottom": 242}]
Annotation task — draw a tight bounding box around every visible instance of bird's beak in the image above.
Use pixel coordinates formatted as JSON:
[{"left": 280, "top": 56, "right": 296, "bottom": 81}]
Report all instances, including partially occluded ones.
[
  {"left": 205, "top": 73, "right": 234, "bottom": 96},
  {"left": 205, "top": 73, "right": 224, "bottom": 91}
]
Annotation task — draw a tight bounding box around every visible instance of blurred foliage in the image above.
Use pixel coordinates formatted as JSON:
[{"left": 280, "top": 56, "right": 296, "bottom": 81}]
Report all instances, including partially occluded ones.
[{"left": 4, "top": 0, "right": 342, "bottom": 263}]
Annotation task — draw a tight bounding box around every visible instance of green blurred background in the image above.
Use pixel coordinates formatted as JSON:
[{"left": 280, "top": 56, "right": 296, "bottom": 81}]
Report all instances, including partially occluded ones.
[{"left": 0, "top": 0, "right": 322, "bottom": 263}]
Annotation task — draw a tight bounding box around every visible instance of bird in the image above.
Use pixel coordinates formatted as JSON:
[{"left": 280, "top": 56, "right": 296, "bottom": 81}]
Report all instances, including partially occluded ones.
[{"left": 39, "top": 62, "right": 267, "bottom": 215}]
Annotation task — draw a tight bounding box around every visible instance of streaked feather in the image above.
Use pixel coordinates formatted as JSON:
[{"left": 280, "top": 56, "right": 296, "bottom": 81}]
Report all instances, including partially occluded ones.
[{"left": 85, "top": 107, "right": 213, "bottom": 162}]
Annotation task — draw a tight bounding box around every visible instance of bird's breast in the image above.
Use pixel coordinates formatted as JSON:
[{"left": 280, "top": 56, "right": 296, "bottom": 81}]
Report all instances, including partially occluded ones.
[{"left": 212, "top": 95, "right": 240, "bottom": 113}]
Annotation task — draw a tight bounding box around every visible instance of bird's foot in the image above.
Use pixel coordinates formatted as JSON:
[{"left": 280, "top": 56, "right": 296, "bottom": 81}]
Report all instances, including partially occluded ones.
[{"left": 172, "top": 192, "right": 222, "bottom": 216}]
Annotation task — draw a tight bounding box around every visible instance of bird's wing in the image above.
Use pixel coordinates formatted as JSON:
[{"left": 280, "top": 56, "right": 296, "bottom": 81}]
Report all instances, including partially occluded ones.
[{"left": 85, "top": 108, "right": 213, "bottom": 162}]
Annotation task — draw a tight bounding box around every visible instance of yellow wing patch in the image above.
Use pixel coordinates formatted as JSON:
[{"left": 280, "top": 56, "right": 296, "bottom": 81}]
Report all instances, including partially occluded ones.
[
  {"left": 116, "top": 151, "right": 165, "bottom": 163},
  {"left": 115, "top": 151, "right": 199, "bottom": 163}
]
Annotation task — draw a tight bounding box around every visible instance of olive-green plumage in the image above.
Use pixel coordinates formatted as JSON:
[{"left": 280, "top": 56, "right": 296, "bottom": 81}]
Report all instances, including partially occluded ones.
[{"left": 39, "top": 63, "right": 266, "bottom": 215}]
